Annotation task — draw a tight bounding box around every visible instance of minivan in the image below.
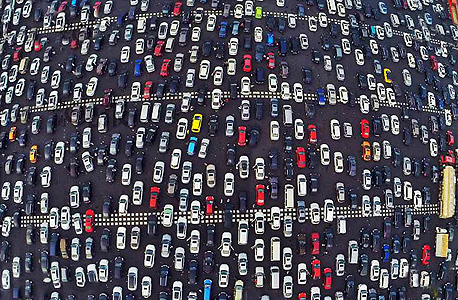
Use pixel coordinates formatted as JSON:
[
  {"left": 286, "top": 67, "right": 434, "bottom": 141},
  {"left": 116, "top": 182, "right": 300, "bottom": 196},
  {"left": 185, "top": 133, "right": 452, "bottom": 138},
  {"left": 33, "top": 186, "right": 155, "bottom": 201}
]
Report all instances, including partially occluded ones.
[
  {"left": 270, "top": 266, "right": 280, "bottom": 290},
  {"left": 337, "top": 216, "right": 347, "bottom": 234},
  {"left": 165, "top": 37, "right": 175, "bottom": 53},
  {"left": 140, "top": 102, "right": 151, "bottom": 123},
  {"left": 270, "top": 237, "right": 281, "bottom": 261},
  {"left": 151, "top": 103, "right": 161, "bottom": 122},
  {"left": 284, "top": 184, "right": 294, "bottom": 208},
  {"left": 282, "top": 105, "right": 293, "bottom": 127}
]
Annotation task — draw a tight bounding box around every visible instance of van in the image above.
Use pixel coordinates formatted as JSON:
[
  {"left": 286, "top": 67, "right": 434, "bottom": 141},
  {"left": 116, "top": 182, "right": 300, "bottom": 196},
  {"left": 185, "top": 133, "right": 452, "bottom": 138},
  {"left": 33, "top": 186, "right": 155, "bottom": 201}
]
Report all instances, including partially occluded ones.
[
  {"left": 284, "top": 184, "right": 295, "bottom": 208},
  {"left": 410, "top": 269, "right": 419, "bottom": 287},
  {"left": 255, "top": 266, "right": 264, "bottom": 288},
  {"left": 348, "top": 240, "right": 359, "bottom": 264},
  {"left": 327, "top": 0, "right": 337, "bottom": 14},
  {"left": 337, "top": 216, "right": 347, "bottom": 234},
  {"left": 270, "top": 237, "right": 281, "bottom": 262},
  {"left": 140, "top": 102, "right": 151, "bottom": 123},
  {"left": 60, "top": 238, "right": 68, "bottom": 259},
  {"left": 165, "top": 37, "right": 175, "bottom": 53},
  {"left": 19, "top": 57, "right": 30, "bottom": 75},
  {"left": 151, "top": 103, "right": 162, "bottom": 122},
  {"left": 270, "top": 266, "right": 280, "bottom": 290},
  {"left": 282, "top": 105, "right": 293, "bottom": 127}
]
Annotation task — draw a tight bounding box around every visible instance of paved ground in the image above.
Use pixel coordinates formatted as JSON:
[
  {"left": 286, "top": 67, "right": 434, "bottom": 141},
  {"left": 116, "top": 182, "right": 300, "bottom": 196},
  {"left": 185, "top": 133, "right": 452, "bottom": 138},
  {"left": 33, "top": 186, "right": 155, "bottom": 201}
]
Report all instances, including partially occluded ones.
[{"left": 2, "top": 0, "right": 458, "bottom": 299}]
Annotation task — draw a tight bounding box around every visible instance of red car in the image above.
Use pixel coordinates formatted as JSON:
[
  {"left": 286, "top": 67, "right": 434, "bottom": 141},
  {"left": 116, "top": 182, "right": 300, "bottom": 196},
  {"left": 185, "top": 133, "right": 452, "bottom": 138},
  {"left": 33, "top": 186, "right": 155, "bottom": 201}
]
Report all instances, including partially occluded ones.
[
  {"left": 173, "top": 1, "right": 183, "bottom": 16},
  {"left": 422, "top": 245, "right": 431, "bottom": 266},
  {"left": 149, "top": 187, "right": 160, "bottom": 209},
  {"left": 446, "top": 130, "right": 454, "bottom": 145},
  {"left": 93, "top": 1, "right": 102, "bottom": 16},
  {"left": 243, "top": 54, "right": 252, "bottom": 72},
  {"left": 205, "top": 196, "right": 215, "bottom": 215},
  {"left": 298, "top": 293, "right": 306, "bottom": 300},
  {"left": 311, "top": 259, "right": 321, "bottom": 279},
  {"left": 360, "top": 119, "right": 370, "bottom": 138},
  {"left": 307, "top": 124, "right": 317, "bottom": 144},
  {"left": 84, "top": 209, "right": 95, "bottom": 233},
  {"left": 144, "top": 81, "right": 153, "bottom": 99},
  {"left": 58, "top": 1, "right": 68, "bottom": 12},
  {"left": 238, "top": 126, "right": 247, "bottom": 146},
  {"left": 154, "top": 41, "right": 165, "bottom": 57},
  {"left": 160, "top": 59, "right": 171, "bottom": 77},
  {"left": 441, "top": 155, "right": 456, "bottom": 165},
  {"left": 267, "top": 52, "right": 275, "bottom": 69},
  {"left": 430, "top": 55, "right": 438, "bottom": 71},
  {"left": 103, "top": 88, "right": 112, "bottom": 108},
  {"left": 311, "top": 232, "right": 320, "bottom": 255},
  {"left": 255, "top": 184, "right": 265, "bottom": 206},
  {"left": 323, "top": 268, "right": 332, "bottom": 290},
  {"left": 13, "top": 47, "right": 22, "bottom": 62},
  {"left": 296, "top": 147, "right": 306, "bottom": 168},
  {"left": 70, "top": 39, "right": 78, "bottom": 49},
  {"left": 34, "top": 40, "right": 42, "bottom": 52}
]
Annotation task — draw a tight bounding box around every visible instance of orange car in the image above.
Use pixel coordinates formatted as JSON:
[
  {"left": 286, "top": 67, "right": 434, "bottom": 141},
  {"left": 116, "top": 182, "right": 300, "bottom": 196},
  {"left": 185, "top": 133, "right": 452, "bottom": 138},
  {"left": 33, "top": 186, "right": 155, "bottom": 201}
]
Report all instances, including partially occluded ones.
[
  {"left": 361, "top": 141, "right": 371, "bottom": 161},
  {"left": 29, "top": 145, "right": 38, "bottom": 163},
  {"left": 8, "top": 127, "right": 17, "bottom": 142}
]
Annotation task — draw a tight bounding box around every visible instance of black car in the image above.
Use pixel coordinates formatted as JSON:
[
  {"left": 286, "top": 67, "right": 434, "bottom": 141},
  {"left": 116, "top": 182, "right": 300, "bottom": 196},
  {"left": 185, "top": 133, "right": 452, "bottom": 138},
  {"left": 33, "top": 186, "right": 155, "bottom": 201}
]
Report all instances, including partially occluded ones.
[
  {"left": 208, "top": 115, "right": 218, "bottom": 136},
  {"left": 345, "top": 275, "right": 355, "bottom": 297},
  {"left": 302, "top": 68, "right": 313, "bottom": 84},
  {"left": 188, "top": 260, "right": 198, "bottom": 285},
  {"left": 359, "top": 254, "right": 369, "bottom": 276},
  {"left": 392, "top": 235, "right": 401, "bottom": 254},
  {"left": 100, "top": 228, "right": 110, "bottom": 252},
  {"left": 39, "top": 250, "right": 48, "bottom": 274},
  {"left": 308, "top": 148, "right": 318, "bottom": 169},
  {"left": 82, "top": 182, "right": 91, "bottom": 204},
  {"left": 26, "top": 166, "right": 37, "bottom": 186},
  {"left": 135, "top": 153, "right": 144, "bottom": 175},
  {"left": 108, "top": 60, "right": 118, "bottom": 76},
  {"left": 249, "top": 127, "right": 260, "bottom": 146},
  {"left": 226, "top": 144, "right": 236, "bottom": 166},
  {"left": 114, "top": 256, "right": 124, "bottom": 279},
  {"left": 117, "top": 72, "right": 128, "bottom": 89},
  {"left": 197, "top": 86, "right": 207, "bottom": 105},
  {"left": 239, "top": 192, "right": 247, "bottom": 212},
  {"left": 147, "top": 215, "right": 158, "bottom": 236},
  {"left": 206, "top": 224, "right": 215, "bottom": 247},
  {"left": 269, "top": 148, "right": 279, "bottom": 170},
  {"left": 203, "top": 251, "right": 214, "bottom": 274},
  {"left": 202, "top": 41, "right": 213, "bottom": 57},
  {"left": 25, "top": 194, "right": 35, "bottom": 215},
  {"left": 284, "top": 134, "right": 293, "bottom": 153},
  {"left": 284, "top": 158, "right": 294, "bottom": 181},
  {"left": 255, "top": 99, "right": 263, "bottom": 120},
  {"left": 371, "top": 229, "right": 381, "bottom": 252},
  {"left": 224, "top": 203, "right": 233, "bottom": 229},
  {"left": 106, "top": 159, "right": 116, "bottom": 183},
  {"left": 324, "top": 228, "right": 334, "bottom": 250},
  {"left": 360, "top": 228, "right": 370, "bottom": 248},
  {"left": 160, "top": 265, "right": 170, "bottom": 286}
]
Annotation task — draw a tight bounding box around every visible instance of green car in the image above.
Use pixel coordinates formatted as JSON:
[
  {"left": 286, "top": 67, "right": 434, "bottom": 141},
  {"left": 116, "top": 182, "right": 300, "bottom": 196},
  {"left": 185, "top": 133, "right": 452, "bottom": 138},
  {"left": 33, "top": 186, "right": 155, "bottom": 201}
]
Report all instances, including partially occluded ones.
[{"left": 255, "top": 6, "right": 262, "bottom": 19}]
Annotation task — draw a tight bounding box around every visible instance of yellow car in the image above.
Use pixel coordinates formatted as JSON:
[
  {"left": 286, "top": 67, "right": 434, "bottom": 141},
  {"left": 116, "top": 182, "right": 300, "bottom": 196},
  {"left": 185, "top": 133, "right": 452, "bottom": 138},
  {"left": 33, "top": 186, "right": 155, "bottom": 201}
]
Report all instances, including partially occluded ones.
[
  {"left": 29, "top": 145, "right": 38, "bottom": 163},
  {"left": 383, "top": 68, "right": 392, "bottom": 84},
  {"left": 191, "top": 114, "right": 203, "bottom": 133},
  {"left": 255, "top": 7, "right": 263, "bottom": 19}
]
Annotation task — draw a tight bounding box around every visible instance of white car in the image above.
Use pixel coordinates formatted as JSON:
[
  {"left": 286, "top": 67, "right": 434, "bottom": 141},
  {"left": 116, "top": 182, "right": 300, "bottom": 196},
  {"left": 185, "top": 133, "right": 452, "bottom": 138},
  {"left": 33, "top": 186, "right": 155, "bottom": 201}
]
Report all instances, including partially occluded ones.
[
  {"left": 121, "top": 164, "right": 132, "bottom": 186},
  {"left": 213, "top": 66, "right": 224, "bottom": 86},
  {"left": 402, "top": 69, "right": 412, "bottom": 86},
  {"left": 206, "top": 14, "right": 216, "bottom": 31},
  {"left": 132, "top": 181, "right": 144, "bottom": 206},
  {"left": 310, "top": 203, "right": 320, "bottom": 225},
  {"left": 220, "top": 232, "right": 232, "bottom": 257},
  {"left": 174, "top": 247, "right": 185, "bottom": 271},
  {"left": 162, "top": 205, "right": 174, "bottom": 228},
  {"left": 41, "top": 166, "right": 52, "bottom": 187},
  {"left": 144, "top": 244, "right": 156, "bottom": 268},
  {"left": 270, "top": 121, "right": 280, "bottom": 141},
  {"left": 282, "top": 247, "right": 293, "bottom": 270},
  {"left": 283, "top": 275, "right": 293, "bottom": 298},
  {"left": 297, "top": 175, "right": 307, "bottom": 196},
  {"left": 170, "top": 149, "right": 182, "bottom": 170},
  {"left": 192, "top": 173, "right": 203, "bottom": 196},
  {"left": 99, "top": 259, "right": 109, "bottom": 283},
  {"left": 294, "top": 119, "right": 305, "bottom": 140},
  {"left": 270, "top": 207, "right": 281, "bottom": 230},
  {"left": 116, "top": 227, "right": 127, "bottom": 250},
  {"left": 330, "top": 119, "right": 341, "bottom": 140},
  {"left": 120, "top": 46, "right": 130, "bottom": 63},
  {"left": 227, "top": 58, "right": 236, "bottom": 75},
  {"left": 254, "top": 27, "right": 263, "bottom": 42},
  {"left": 218, "top": 264, "right": 230, "bottom": 288},
  {"left": 199, "top": 60, "right": 210, "bottom": 80},
  {"left": 333, "top": 151, "right": 344, "bottom": 173},
  {"left": 86, "top": 77, "right": 98, "bottom": 97},
  {"left": 355, "top": 49, "right": 364, "bottom": 65},
  {"left": 224, "top": 173, "right": 235, "bottom": 196},
  {"left": 429, "top": 138, "right": 438, "bottom": 157},
  {"left": 254, "top": 239, "right": 265, "bottom": 261},
  {"left": 323, "top": 199, "right": 335, "bottom": 223},
  {"left": 228, "top": 38, "right": 238, "bottom": 56}
]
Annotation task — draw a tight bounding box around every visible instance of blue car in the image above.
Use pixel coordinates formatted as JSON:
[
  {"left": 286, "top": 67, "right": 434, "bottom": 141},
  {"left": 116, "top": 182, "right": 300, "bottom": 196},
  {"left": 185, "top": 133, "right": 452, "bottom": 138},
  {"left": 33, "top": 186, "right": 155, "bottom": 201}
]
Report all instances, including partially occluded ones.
[
  {"left": 232, "top": 21, "right": 240, "bottom": 36},
  {"left": 134, "top": 59, "right": 142, "bottom": 77},
  {"left": 266, "top": 32, "right": 275, "bottom": 46},
  {"left": 203, "top": 279, "right": 212, "bottom": 300},
  {"left": 317, "top": 89, "right": 326, "bottom": 106},
  {"left": 187, "top": 137, "right": 198, "bottom": 155},
  {"left": 382, "top": 244, "right": 390, "bottom": 262},
  {"left": 219, "top": 22, "right": 228, "bottom": 38}
]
